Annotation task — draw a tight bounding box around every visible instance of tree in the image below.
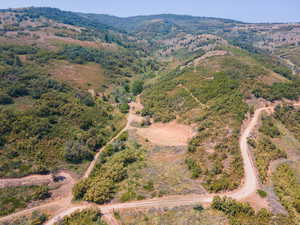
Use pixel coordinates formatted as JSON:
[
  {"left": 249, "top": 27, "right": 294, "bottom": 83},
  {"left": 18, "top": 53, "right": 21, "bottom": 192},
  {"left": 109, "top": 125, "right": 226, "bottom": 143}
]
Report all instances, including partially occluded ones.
[
  {"left": 32, "top": 186, "right": 51, "bottom": 200},
  {"left": 73, "top": 179, "right": 90, "bottom": 200},
  {"left": 81, "top": 94, "right": 95, "bottom": 107},
  {"left": 83, "top": 177, "right": 115, "bottom": 204},
  {"left": 13, "top": 56, "right": 22, "bottom": 67},
  {"left": 0, "top": 94, "right": 13, "bottom": 105},
  {"left": 7, "top": 85, "right": 28, "bottom": 97},
  {"left": 64, "top": 141, "right": 94, "bottom": 164},
  {"left": 131, "top": 80, "right": 144, "bottom": 96},
  {"left": 119, "top": 103, "right": 129, "bottom": 114}
]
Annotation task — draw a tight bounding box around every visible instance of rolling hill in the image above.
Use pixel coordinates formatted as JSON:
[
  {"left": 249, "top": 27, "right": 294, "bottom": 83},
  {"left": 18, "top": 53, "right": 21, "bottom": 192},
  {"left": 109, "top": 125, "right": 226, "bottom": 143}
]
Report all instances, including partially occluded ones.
[{"left": 0, "top": 6, "right": 300, "bottom": 225}]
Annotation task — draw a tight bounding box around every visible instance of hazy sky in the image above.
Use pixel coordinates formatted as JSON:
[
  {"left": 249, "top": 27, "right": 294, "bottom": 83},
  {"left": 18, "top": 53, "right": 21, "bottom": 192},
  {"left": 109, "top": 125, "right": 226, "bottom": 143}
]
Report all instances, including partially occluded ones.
[{"left": 1, "top": 0, "right": 299, "bottom": 23}]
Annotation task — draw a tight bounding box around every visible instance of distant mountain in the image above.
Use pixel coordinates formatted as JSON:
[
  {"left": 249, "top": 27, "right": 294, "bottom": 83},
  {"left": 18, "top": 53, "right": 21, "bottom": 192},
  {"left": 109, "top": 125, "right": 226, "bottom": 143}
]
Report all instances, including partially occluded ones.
[
  {"left": 79, "top": 13, "right": 245, "bottom": 38},
  {"left": 1, "top": 7, "right": 114, "bottom": 32}
]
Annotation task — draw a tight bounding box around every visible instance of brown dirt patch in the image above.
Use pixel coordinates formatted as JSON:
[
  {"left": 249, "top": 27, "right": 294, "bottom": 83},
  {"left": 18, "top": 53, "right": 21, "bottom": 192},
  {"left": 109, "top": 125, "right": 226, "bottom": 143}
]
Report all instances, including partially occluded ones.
[
  {"left": 47, "top": 37, "right": 118, "bottom": 50},
  {"left": 258, "top": 70, "right": 288, "bottom": 85},
  {"left": 137, "top": 121, "right": 196, "bottom": 146},
  {"left": 241, "top": 192, "right": 269, "bottom": 211},
  {"left": 129, "top": 97, "right": 196, "bottom": 147},
  {"left": 48, "top": 61, "right": 106, "bottom": 90}
]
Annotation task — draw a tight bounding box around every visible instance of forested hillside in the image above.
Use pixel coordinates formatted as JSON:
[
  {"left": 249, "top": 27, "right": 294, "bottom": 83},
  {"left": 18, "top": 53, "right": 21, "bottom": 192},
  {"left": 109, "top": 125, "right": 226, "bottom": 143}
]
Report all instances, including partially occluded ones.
[
  {"left": 1, "top": 6, "right": 300, "bottom": 225},
  {"left": 0, "top": 44, "right": 125, "bottom": 177},
  {"left": 0, "top": 8, "right": 159, "bottom": 178}
]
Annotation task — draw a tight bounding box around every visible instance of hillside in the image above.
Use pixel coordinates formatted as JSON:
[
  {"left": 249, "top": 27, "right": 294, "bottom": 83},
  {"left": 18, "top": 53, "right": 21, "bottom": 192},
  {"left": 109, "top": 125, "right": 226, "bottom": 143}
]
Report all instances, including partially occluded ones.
[
  {"left": 0, "top": 6, "right": 300, "bottom": 225},
  {"left": 80, "top": 13, "right": 243, "bottom": 36},
  {"left": 0, "top": 8, "right": 159, "bottom": 178}
]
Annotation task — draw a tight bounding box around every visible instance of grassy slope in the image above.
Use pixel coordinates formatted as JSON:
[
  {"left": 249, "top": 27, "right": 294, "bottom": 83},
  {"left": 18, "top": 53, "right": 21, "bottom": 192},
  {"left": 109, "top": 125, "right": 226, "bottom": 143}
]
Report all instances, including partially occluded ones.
[
  {"left": 0, "top": 185, "right": 50, "bottom": 216},
  {"left": 119, "top": 207, "right": 228, "bottom": 225},
  {"left": 272, "top": 163, "right": 300, "bottom": 224},
  {"left": 141, "top": 46, "right": 289, "bottom": 192}
]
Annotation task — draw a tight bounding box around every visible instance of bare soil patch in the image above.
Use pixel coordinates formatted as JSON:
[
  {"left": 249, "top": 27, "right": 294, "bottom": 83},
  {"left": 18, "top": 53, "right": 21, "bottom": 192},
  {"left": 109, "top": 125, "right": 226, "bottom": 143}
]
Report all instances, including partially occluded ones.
[
  {"left": 48, "top": 61, "right": 106, "bottom": 90},
  {"left": 241, "top": 192, "right": 269, "bottom": 210},
  {"left": 137, "top": 121, "right": 196, "bottom": 146},
  {"left": 129, "top": 97, "right": 196, "bottom": 147}
]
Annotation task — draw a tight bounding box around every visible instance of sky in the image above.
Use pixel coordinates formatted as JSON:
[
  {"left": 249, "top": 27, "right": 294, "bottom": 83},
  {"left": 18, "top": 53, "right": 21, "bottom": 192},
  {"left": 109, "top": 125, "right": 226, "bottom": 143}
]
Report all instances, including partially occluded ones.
[{"left": 0, "top": 0, "right": 299, "bottom": 23}]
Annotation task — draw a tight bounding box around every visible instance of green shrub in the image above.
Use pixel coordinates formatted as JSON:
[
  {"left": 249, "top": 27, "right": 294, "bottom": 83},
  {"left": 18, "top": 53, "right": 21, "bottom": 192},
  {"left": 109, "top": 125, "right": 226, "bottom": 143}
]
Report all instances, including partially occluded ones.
[
  {"left": 83, "top": 178, "right": 115, "bottom": 204},
  {"left": 259, "top": 116, "right": 280, "bottom": 138},
  {"left": 257, "top": 189, "right": 267, "bottom": 198},
  {"left": 10, "top": 211, "right": 48, "bottom": 225},
  {"left": 131, "top": 80, "right": 144, "bottom": 95},
  {"left": 143, "top": 180, "right": 154, "bottom": 191},
  {"left": 0, "top": 185, "right": 51, "bottom": 216},
  {"left": 212, "top": 196, "right": 255, "bottom": 216},
  {"left": 73, "top": 133, "right": 142, "bottom": 203},
  {"left": 8, "top": 85, "right": 29, "bottom": 97},
  {"left": 119, "top": 103, "right": 130, "bottom": 113},
  {"left": 0, "top": 94, "right": 13, "bottom": 105},
  {"left": 254, "top": 138, "right": 287, "bottom": 183},
  {"left": 54, "top": 209, "right": 106, "bottom": 225},
  {"left": 273, "top": 163, "right": 300, "bottom": 219},
  {"left": 73, "top": 179, "right": 91, "bottom": 200},
  {"left": 120, "top": 189, "right": 137, "bottom": 202},
  {"left": 64, "top": 141, "right": 94, "bottom": 164},
  {"left": 193, "top": 205, "right": 204, "bottom": 211},
  {"left": 81, "top": 94, "right": 95, "bottom": 107}
]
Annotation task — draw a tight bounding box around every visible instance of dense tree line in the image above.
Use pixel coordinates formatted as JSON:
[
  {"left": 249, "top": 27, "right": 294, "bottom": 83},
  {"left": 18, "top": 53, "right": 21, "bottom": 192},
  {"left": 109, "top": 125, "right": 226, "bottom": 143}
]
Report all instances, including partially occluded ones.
[
  {"left": 272, "top": 164, "right": 300, "bottom": 224},
  {"left": 253, "top": 137, "right": 286, "bottom": 183},
  {"left": 212, "top": 196, "right": 293, "bottom": 225},
  {"left": 274, "top": 105, "right": 300, "bottom": 141},
  {"left": 54, "top": 209, "right": 107, "bottom": 225}
]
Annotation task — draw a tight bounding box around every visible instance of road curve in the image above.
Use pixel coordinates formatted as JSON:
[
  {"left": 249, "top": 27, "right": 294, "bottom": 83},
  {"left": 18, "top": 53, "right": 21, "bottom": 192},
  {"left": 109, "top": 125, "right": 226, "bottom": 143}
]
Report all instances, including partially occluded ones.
[
  {"left": 3, "top": 102, "right": 294, "bottom": 225},
  {"left": 44, "top": 105, "right": 274, "bottom": 225}
]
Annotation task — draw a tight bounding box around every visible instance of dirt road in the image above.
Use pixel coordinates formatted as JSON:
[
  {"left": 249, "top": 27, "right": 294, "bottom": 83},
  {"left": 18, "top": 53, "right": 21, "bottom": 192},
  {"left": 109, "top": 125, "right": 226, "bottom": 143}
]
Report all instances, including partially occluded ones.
[
  {"left": 0, "top": 171, "right": 74, "bottom": 189},
  {"left": 0, "top": 102, "right": 292, "bottom": 225},
  {"left": 43, "top": 105, "right": 275, "bottom": 225}
]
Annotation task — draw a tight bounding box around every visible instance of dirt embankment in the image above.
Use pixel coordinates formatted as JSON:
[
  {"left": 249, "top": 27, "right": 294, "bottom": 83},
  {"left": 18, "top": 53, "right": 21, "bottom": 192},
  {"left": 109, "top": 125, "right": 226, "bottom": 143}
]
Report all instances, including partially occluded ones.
[{"left": 0, "top": 174, "right": 53, "bottom": 188}]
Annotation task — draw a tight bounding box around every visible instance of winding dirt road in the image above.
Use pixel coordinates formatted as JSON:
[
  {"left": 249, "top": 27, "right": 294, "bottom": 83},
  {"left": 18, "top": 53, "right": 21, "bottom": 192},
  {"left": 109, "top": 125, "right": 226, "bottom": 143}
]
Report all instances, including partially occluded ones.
[
  {"left": 0, "top": 102, "right": 293, "bottom": 225},
  {"left": 43, "top": 105, "right": 276, "bottom": 225}
]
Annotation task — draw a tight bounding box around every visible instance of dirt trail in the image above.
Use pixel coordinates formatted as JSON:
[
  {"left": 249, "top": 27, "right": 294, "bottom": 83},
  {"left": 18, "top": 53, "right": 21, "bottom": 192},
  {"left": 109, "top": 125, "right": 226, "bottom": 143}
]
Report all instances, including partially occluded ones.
[
  {"left": 0, "top": 174, "right": 52, "bottom": 188},
  {"left": 2, "top": 101, "right": 299, "bottom": 225},
  {"left": 179, "top": 84, "right": 207, "bottom": 109},
  {"left": 0, "top": 171, "right": 74, "bottom": 189},
  {"left": 43, "top": 104, "right": 278, "bottom": 225},
  {"left": 180, "top": 50, "right": 228, "bottom": 69},
  {"left": 84, "top": 125, "right": 129, "bottom": 179},
  {"left": 278, "top": 55, "right": 297, "bottom": 75},
  {"left": 0, "top": 113, "right": 130, "bottom": 224}
]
